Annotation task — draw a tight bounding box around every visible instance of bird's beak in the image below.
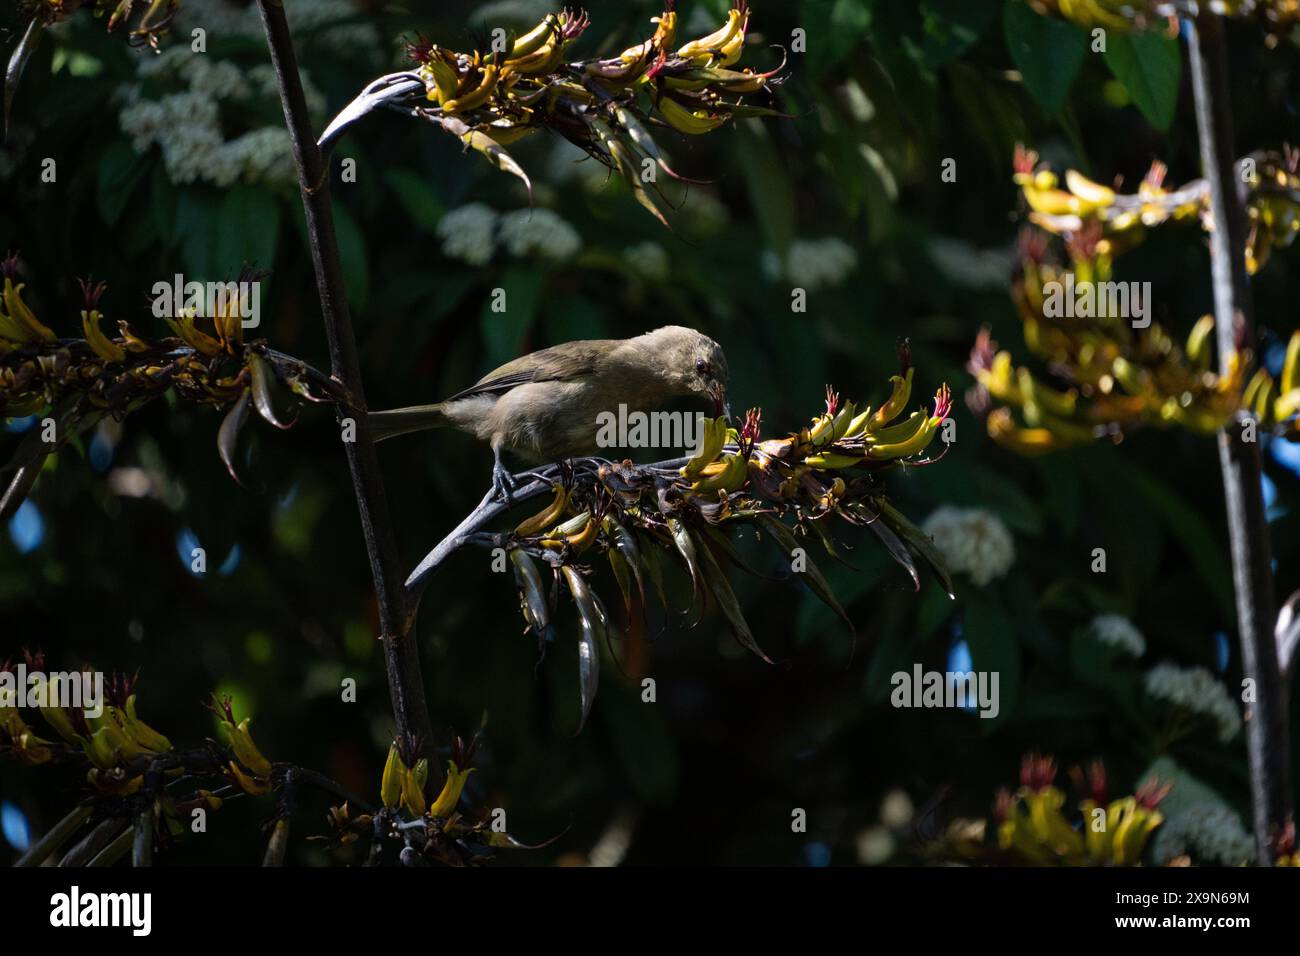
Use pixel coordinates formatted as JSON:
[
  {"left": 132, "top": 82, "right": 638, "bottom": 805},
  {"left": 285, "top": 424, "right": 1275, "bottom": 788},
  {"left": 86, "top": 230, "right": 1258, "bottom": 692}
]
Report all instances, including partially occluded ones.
[{"left": 709, "top": 383, "right": 731, "bottom": 422}]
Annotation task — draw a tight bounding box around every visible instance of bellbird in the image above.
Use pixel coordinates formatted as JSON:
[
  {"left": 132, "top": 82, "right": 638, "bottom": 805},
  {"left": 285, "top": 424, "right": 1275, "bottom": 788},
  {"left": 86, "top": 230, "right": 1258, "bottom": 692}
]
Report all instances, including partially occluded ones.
[{"left": 369, "top": 325, "right": 730, "bottom": 500}]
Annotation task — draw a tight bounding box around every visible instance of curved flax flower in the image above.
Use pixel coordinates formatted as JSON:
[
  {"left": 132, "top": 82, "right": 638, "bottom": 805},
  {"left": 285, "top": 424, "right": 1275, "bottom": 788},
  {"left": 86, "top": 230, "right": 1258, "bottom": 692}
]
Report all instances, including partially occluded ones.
[
  {"left": 931, "top": 753, "right": 1172, "bottom": 867},
  {"left": 967, "top": 146, "right": 1300, "bottom": 454},
  {"left": 0, "top": 255, "right": 343, "bottom": 517},
  {"left": 1022, "top": 0, "right": 1300, "bottom": 35},
  {"left": 318, "top": 2, "right": 786, "bottom": 222},
  {"left": 1, "top": 652, "right": 527, "bottom": 866},
  {"left": 424, "top": 348, "right": 954, "bottom": 733}
]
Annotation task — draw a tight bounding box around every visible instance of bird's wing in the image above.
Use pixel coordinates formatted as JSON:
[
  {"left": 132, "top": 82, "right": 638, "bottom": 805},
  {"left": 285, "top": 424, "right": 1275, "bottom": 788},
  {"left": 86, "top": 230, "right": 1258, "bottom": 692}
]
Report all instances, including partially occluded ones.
[{"left": 440, "top": 341, "right": 614, "bottom": 403}]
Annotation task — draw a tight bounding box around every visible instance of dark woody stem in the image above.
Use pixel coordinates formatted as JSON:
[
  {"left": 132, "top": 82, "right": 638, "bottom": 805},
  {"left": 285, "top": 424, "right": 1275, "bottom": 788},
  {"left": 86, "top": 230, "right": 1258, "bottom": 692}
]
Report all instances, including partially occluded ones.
[
  {"left": 255, "top": 1, "right": 434, "bottom": 758},
  {"left": 1187, "top": 12, "right": 1293, "bottom": 863}
]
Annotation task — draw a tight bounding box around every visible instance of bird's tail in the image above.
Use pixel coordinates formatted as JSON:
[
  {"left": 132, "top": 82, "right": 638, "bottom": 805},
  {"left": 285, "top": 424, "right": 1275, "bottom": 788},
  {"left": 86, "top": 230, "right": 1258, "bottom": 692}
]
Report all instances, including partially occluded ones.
[{"left": 368, "top": 403, "right": 449, "bottom": 442}]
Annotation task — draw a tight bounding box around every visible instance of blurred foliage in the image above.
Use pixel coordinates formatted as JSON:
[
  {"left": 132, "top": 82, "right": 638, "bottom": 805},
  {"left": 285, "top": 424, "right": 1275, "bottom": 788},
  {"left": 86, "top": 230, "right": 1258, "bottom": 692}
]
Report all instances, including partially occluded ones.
[{"left": 3, "top": 0, "right": 1300, "bottom": 865}]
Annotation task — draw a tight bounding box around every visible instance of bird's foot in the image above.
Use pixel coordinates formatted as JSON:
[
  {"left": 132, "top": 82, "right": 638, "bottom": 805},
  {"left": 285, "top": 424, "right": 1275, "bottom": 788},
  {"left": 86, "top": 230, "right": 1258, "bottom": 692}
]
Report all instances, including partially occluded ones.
[{"left": 491, "top": 460, "right": 517, "bottom": 505}]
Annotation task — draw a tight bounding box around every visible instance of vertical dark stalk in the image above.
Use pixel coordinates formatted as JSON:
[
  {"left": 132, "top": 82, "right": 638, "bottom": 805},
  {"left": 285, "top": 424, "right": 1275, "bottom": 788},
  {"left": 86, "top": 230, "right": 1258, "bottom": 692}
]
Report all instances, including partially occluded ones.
[
  {"left": 256, "top": 1, "right": 433, "bottom": 755},
  {"left": 1187, "top": 12, "right": 1292, "bottom": 863}
]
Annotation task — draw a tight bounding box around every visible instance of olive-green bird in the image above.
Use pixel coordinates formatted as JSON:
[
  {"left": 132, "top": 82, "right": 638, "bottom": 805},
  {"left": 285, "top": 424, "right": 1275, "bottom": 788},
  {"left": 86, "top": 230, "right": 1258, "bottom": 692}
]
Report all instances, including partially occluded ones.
[{"left": 369, "top": 325, "right": 730, "bottom": 501}]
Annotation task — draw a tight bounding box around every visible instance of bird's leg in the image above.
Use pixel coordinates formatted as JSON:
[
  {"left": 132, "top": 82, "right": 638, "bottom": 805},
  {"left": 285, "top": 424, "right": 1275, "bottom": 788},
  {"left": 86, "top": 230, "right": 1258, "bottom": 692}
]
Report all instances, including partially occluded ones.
[{"left": 491, "top": 444, "right": 516, "bottom": 505}]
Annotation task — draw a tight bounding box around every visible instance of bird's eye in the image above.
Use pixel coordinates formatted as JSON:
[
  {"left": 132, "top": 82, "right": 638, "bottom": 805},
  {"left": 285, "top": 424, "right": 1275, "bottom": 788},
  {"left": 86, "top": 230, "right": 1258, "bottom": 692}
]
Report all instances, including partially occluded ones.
[{"left": 696, "top": 360, "right": 711, "bottom": 375}]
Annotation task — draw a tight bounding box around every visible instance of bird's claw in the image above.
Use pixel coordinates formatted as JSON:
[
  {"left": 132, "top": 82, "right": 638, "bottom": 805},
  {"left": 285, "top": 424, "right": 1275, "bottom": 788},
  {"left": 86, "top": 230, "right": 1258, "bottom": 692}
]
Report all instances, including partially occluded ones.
[{"left": 492, "top": 461, "right": 516, "bottom": 505}]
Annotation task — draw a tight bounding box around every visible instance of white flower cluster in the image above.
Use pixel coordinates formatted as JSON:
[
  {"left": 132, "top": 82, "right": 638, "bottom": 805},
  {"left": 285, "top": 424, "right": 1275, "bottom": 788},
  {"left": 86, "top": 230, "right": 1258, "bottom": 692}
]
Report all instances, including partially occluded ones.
[
  {"left": 767, "top": 238, "right": 858, "bottom": 291},
  {"left": 118, "top": 41, "right": 333, "bottom": 188},
  {"left": 120, "top": 91, "right": 295, "bottom": 188},
  {"left": 1089, "top": 614, "right": 1146, "bottom": 657},
  {"left": 1144, "top": 663, "right": 1242, "bottom": 742},
  {"left": 436, "top": 204, "right": 582, "bottom": 266},
  {"left": 169, "top": 0, "right": 382, "bottom": 60},
  {"left": 436, "top": 204, "right": 500, "bottom": 267},
  {"left": 138, "top": 46, "right": 248, "bottom": 97},
  {"left": 498, "top": 209, "right": 582, "bottom": 260},
  {"left": 920, "top": 506, "right": 1016, "bottom": 587},
  {"left": 1152, "top": 801, "right": 1255, "bottom": 866},
  {"left": 133, "top": 47, "right": 322, "bottom": 112}
]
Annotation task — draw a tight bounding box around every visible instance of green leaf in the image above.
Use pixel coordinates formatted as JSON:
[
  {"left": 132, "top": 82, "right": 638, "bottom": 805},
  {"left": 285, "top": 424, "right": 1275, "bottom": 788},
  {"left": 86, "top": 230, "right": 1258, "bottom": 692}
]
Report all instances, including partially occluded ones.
[
  {"left": 863, "top": 599, "right": 916, "bottom": 704},
  {"left": 1034, "top": 451, "right": 1083, "bottom": 537},
  {"left": 915, "top": 580, "right": 954, "bottom": 641},
  {"left": 481, "top": 266, "right": 544, "bottom": 368},
  {"left": 174, "top": 188, "right": 220, "bottom": 280},
  {"left": 1118, "top": 456, "right": 1234, "bottom": 623},
  {"left": 1002, "top": 0, "right": 1088, "bottom": 116},
  {"left": 1103, "top": 30, "right": 1180, "bottom": 131},
  {"left": 734, "top": 120, "right": 795, "bottom": 255},
  {"left": 758, "top": 514, "right": 856, "bottom": 637},
  {"left": 962, "top": 588, "right": 1020, "bottom": 723},
  {"left": 946, "top": 61, "right": 1029, "bottom": 170},
  {"left": 97, "top": 140, "right": 149, "bottom": 227},
  {"left": 601, "top": 679, "right": 679, "bottom": 804},
  {"left": 1069, "top": 626, "right": 1125, "bottom": 689},
  {"left": 546, "top": 295, "right": 609, "bottom": 342},
  {"left": 805, "top": 0, "right": 874, "bottom": 80},
  {"left": 969, "top": 463, "right": 1043, "bottom": 535},
  {"left": 215, "top": 185, "right": 281, "bottom": 276},
  {"left": 331, "top": 202, "right": 370, "bottom": 313},
  {"left": 920, "top": 0, "right": 997, "bottom": 67},
  {"left": 384, "top": 168, "right": 446, "bottom": 234},
  {"left": 862, "top": 504, "right": 921, "bottom": 590},
  {"left": 693, "top": 527, "right": 773, "bottom": 663},
  {"left": 150, "top": 174, "right": 178, "bottom": 248},
  {"left": 875, "top": 499, "right": 955, "bottom": 598}
]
